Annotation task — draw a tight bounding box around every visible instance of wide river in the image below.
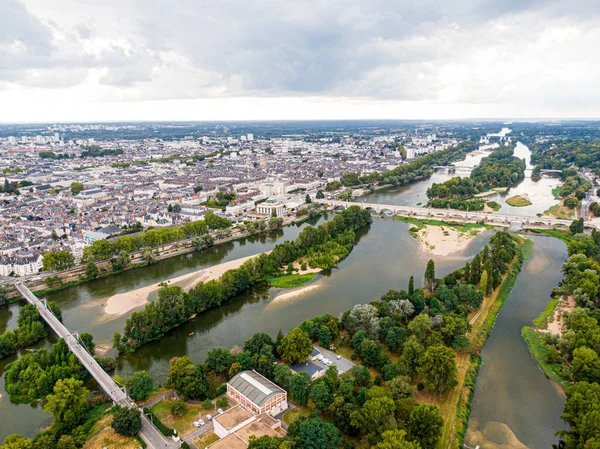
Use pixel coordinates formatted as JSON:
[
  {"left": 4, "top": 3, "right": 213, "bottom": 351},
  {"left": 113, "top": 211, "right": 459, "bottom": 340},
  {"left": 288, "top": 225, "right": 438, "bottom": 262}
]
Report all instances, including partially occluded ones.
[{"left": 0, "top": 140, "right": 568, "bottom": 446}]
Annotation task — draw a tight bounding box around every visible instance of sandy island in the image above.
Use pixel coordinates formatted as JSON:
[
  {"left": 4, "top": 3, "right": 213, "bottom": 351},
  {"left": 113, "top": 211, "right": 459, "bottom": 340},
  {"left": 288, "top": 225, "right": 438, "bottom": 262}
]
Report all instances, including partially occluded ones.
[
  {"left": 539, "top": 296, "right": 575, "bottom": 337},
  {"left": 269, "top": 284, "right": 321, "bottom": 305},
  {"left": 104, "top": 252, "right": 270, "bottom": 316},
  {"left": 413, "top": 225, "right": 482, "bottom": 256}
]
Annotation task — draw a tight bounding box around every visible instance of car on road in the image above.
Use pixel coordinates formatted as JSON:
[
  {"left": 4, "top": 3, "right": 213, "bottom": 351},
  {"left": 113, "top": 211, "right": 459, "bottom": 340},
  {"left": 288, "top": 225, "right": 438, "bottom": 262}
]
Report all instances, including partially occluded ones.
[
  {"left": 193, "top": 421, "right": 201, "bottom": 428},
  {"left": 336, "top": 355, "right": 342, "bottom": 360},
  {"left": 206, "top": 414, "right": 213, "bottom": 421},
  {"left": 217, "top": 408, "right": 224, "bottom": 414}
]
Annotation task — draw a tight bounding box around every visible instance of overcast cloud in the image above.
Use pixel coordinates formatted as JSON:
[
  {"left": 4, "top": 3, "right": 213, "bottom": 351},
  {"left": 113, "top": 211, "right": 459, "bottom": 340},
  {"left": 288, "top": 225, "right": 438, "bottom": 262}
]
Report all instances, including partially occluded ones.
[{"left": 1, "top": 0, "right": 599, "bottom": 121}]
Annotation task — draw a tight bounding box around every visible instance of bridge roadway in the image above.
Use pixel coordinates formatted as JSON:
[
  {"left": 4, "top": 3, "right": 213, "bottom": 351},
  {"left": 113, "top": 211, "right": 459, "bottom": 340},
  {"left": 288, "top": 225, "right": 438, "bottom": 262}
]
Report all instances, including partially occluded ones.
[
  {"left": 13, "top": 282, "right": 179, "bottom": 449},
  {"left": 317, "top": 199, "right": 599, "bottom": 229}
]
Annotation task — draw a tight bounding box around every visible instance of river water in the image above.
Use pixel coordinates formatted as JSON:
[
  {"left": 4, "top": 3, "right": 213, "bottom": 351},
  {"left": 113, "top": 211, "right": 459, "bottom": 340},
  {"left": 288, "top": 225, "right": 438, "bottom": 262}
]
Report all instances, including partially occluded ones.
[
  {"left": 466, "top": 235, "right": 568, "bottom": 449},
  {"left": 0, "top": 140, "right": 569, "bottom": 444}
]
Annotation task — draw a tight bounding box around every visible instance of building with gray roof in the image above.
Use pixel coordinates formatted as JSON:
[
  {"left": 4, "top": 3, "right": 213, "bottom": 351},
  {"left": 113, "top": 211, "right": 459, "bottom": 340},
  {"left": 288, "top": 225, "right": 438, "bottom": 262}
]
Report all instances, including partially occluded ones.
[{"left": 227, "top": 370, "right": 288, "bottom": 416}]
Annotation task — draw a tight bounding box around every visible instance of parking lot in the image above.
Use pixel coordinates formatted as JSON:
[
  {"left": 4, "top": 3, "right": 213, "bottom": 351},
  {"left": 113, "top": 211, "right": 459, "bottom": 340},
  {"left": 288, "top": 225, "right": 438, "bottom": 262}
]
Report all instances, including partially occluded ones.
[{"left": 314, "top": 345, "right": 355, "bottom": 374}]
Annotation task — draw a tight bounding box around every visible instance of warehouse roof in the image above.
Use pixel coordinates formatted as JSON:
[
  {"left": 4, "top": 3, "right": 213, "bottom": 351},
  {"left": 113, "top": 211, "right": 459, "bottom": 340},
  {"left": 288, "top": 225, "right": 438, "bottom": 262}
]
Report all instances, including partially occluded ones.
[{"left": 228, "top": 370, "right": 286, "bottom": 407}]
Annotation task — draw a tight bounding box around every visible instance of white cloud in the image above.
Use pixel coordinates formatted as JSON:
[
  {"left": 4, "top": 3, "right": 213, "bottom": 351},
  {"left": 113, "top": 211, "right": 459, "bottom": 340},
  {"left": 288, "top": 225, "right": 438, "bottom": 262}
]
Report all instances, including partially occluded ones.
[{"left": 1, "top": 0, "right": 599, "bottom": 121}]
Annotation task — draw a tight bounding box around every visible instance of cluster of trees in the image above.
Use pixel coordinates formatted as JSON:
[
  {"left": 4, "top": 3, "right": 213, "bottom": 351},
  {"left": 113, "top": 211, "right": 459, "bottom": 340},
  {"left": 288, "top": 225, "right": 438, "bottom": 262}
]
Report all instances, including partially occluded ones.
[
  {"left": 556, "top": 173, "right": 592, "bottom": 210},
  {"left": 427, "top": 147, "right": 526, "bottom": 206},
  {"left": 523, "top": 220, "right": 600, "bottom": 449},
  {"left": 203, "top": 190, "right": 237, "bottom": 209},
  {"left": 80, "top": 214, "right": 227, "bottom": 264},
  {"left": 0, "top": 302, "right": 61, "bottom": 360},
  {"left": 39, "top": 151, "right": 71, "bottom": 159},
  {"left": 80, "top": 146, "right": 124, "bottom": 158},
  {"left": 2, "top": 377, "right": 140, "bottom": 449},
  {"left": 113, "top": 206, "right": 372, "bottom": 351},
  {"left": 248, "top": 232, "right": 520, "bottom": 449},
  {"left": 4, "top": 335, "right": 114, "bottom": 402},
  {"left": 41, "top": 250, "right": 75, "bottom": 271},
  {"left": 531, "top": 139, "right": 600, "bottom": 173},
  {"left": 0, "top": 178, "right": 21, "bottom": 195}
]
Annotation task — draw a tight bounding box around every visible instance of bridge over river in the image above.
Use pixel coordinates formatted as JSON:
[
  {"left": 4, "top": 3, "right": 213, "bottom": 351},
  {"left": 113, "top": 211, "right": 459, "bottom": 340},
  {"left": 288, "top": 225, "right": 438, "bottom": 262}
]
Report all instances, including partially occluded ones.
[
  {"left": 317, "top": 199, "right": 598, "bottom": 230},
  {"left": 13, "top": 282, "right": 180, "bottom": 449}
]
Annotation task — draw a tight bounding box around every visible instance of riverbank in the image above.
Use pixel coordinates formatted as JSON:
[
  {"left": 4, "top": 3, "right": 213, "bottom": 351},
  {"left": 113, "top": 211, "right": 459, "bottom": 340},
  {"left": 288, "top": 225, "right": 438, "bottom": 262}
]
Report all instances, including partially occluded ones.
[
  {"left": 104, "top": 252, "right": 270, "bottom": 316},
  {"left": 440, "top": 236, "right": 530, "bottom": 449},
  {"left": 395, "top": 216, "right": 492, "bottom": 257}
]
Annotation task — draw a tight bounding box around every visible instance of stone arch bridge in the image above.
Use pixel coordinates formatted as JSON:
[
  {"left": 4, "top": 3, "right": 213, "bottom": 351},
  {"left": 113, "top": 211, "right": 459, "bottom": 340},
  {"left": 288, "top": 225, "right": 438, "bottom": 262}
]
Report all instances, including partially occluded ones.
[{"left": 317, "top": 199, "right": 598, "bottom": 230}]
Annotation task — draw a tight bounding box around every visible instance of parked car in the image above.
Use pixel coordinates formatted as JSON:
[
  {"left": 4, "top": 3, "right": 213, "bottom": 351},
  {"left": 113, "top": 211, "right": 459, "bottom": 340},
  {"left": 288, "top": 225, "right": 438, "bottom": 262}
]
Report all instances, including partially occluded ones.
[
  {"left": 193, "top": 421, "right": 201, "bottom": 428},
  {"left": 316, "top": 354, "right": 323, "bottom": 361},
  {"left": 217, "top": 408, "right": 224, "bottom": 414},
  {"left": 336, "top": 355, "right": 342, "bottom": 360},
  {"left": 206, "top": 414, "right": 213, "bottom": 421},
  {"left": 198, "top": 419, "right": 205, "bottom": 426}
]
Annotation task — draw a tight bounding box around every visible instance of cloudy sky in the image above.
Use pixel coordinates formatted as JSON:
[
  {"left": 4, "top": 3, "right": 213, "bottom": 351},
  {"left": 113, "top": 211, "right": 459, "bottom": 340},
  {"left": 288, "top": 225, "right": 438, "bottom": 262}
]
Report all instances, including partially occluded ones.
[{"left": 1, "top": 0, "right": 599, "bottom": 122}]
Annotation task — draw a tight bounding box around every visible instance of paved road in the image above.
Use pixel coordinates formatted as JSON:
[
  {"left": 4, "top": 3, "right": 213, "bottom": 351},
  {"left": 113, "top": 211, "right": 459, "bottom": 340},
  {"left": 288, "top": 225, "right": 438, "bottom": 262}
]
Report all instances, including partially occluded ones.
[
  {"left": 14, "top": 281, "right": 182, "bottom": 449},
  {"left": 314, "top": 345, "right": 355, "bottom": 374}
]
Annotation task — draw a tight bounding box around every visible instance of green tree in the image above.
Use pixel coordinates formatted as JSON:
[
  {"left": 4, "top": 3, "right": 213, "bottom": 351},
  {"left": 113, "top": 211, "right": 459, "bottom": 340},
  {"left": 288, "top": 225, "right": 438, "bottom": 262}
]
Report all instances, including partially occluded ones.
[
  {"left": 316, "top": 190, "right": 325, "bottom": 199},
  {"left": 424, "top": 260, "right": 436, "bottom": 292},
  {"left": 165, "top": 356, "right": 208, "bottom": 399},
  {"left": 278, "top": 328, "right": 313, "bottom": 365},
  {"left": 56, "top": 435, "right": 77, "bottom": 449},
  {"left": 407, "top": 404, "right": 443, "bottom": 449},
  {"left": 43, "top": 378, "right": 89, "bottom": 433},
  {"left": 570, "top": 218, "right": 585, "bottom": 235},
  {"left": 70, "top": 182, "right": 84, "bottom": 195},
  {"left": 305, "top": 194, "right": 312, "bottom": 204},
  {"left": 130, "top": 370, "right": 153, "bottom": 401},
  {"left": 558, "top": 382, "right": 600, "bottom": 449},
  {"left": 1, "top": 435, "right": 33, "bottom": 449},
  {"left": 309, "top": 379, "right": 334, "bottom": 410},
  {"left": 350, "top": 396, "right": 396, "bottom": 436},
  {"left": 170, "top": 399, "right": 187, "bottom": 416},
  {"left": 206, "top": 348, "right": 234, "bottom": 375},
  {"left": 85, "top": 261, "right": 98, "bottom": 279},
  {"left": 42, "top": 250, "right": 75, "bottom": 271},
  {"left": 289, "top": 372, "right": 312, "bottom": 405},
  {"left": 408, "top": 275, "right": 414, "bottom": 295},
  {"left": 572, "top": 347, "right": 600, "bottom": 383},
  {"left": 419, "top": 346, "right": 458, "bottom": 397},
  {"left": 273, "top": 364, "right": 292, "bottom": 390},
  {"left": 374, "top": 429, "right": 422, "bottom": 449},
  {"left": 287, "top": 417, "right": 342, "bottom": 449},
  {"left": 111, "top": 406, "right": 142, "bottom": 436}
]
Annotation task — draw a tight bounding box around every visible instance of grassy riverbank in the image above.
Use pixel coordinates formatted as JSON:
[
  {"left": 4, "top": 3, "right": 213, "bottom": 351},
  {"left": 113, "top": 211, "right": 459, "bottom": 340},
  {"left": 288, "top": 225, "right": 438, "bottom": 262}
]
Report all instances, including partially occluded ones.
[
  {"left": 266, "top": 273, "right": 317, "bottom": 288},
  {"left": 532, "top": 299, "right": 558, "bottom": 328},
  {"left": 438, "top": 236, "right": 530, "bottom": 449},
  {"left": 523, "top": 228, "right": 573, "bottom": 246},
  {"left": 395, "top": 216, "right": 493, "bottom": 233},
  {"left": 521, "top": 327, "right": 569, "bottom": 387}
]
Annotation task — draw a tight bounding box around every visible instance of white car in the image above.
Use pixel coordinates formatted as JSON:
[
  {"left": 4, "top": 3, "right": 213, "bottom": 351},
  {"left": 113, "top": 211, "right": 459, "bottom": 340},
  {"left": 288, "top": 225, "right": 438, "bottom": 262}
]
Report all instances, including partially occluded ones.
[
  {"left": 206, "top": 414, "right": 213, "bottom": 421},
  {"left": 198, "top": 419, "right": 205, "bottom": 426},
  {"left": 336, "top": 355, "right": 342, "bottom": 360},
  {"left": 193, "top": 421, "right": 201, "bottom": 428},
  {"left": 217, "top": 408, "right": 224, "bottom": 414},
  {"left": 316, "top": 354, "right": 323, "bottom": 361}
]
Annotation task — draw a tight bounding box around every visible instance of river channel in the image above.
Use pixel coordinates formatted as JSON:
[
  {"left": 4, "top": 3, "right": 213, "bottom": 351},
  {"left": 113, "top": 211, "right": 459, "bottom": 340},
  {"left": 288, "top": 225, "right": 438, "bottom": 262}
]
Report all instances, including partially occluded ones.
[{"left": 0, "top": 139, "right": 569, "bottom": 444}]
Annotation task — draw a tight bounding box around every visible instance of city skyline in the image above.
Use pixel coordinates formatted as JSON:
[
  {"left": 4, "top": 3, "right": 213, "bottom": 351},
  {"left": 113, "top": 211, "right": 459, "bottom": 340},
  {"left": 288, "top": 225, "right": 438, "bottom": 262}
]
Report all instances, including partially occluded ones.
[{"left": 2, "top": 0, "right": 600, "bottom": 122}]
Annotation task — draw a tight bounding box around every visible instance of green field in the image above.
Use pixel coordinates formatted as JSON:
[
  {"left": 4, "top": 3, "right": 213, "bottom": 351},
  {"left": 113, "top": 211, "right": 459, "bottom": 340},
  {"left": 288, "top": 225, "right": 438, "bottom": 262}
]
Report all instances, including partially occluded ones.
[
  {"left": 506, "top": 195, "right": 532, "bottom": 207},
  {"left": 524, "top": 228, "right": 573, "bottom": 246},
  {"left": 266, "top": 273, "right": 317, "bottom": 288}
]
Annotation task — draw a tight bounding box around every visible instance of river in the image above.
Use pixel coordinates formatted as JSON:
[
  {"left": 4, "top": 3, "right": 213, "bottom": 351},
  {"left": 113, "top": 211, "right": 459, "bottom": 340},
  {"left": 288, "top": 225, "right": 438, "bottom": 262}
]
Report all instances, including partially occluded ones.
[
  {"left": 466, "top": 235, "right": 568, "bottom": 449},
  {"left": 0, "top": 138, "right": 568, "bottom": 444}
]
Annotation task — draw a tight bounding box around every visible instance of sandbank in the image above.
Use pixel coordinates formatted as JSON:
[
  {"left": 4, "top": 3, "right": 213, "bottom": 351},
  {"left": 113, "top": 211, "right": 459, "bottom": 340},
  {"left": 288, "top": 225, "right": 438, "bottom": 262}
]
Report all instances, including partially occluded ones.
[
  {"left": 414, "top": 225, "right": 481, "bottom": 256},
  {"left": 103, "top": 252, "right": 270, "bottom": 316},
  {"left": 269, "top": 284, "right": 321, "bottom": 305}
]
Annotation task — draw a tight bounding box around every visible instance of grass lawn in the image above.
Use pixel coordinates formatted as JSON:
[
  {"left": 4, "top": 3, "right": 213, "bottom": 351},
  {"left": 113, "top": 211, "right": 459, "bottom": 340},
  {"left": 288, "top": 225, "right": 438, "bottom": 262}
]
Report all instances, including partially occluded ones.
[
  {"left": 83, "top": 416, "right": 140, "bottom": 449},
  {"left": 394, "top": 216, "right": 493, "bottom": 233},
  {"left": 552, "top": 186, "right": 563, "bottom": 200},
  {"left": 506, "top": 195, "right": 532, "bottom": 207},
  {"left": 521, "top": 327, "right": 569, "bottom": 387},
  {"left": 283, "top": 406, "right": 311, "bottom": 426},
  {"left": 533, "top": 299, "right": 558, "bottom": 328},
  {"left": 266, "top": 273, "right": 317, "bottom": 288},
  {"left": 151, "top": 400, "right": 205, "bottom": 437},
  {"left": 543, "top": 203, "right": 576, "bottom": 219},
  {"left": 193, "top": 432, "right": 220, "bottom": 449}
]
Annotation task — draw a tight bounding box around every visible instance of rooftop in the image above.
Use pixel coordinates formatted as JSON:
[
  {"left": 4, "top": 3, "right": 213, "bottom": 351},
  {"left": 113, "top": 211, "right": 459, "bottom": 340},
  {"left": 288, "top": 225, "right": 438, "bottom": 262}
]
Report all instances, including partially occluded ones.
[
  {"left": 207, "top": 433, "right": 247, "bottom": 449},
  {"left": 213, "top": 406, "right": 253, "bottom": 430},
  {"left": 228, "top": 370, "right": 286, "bottom": 408}
]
